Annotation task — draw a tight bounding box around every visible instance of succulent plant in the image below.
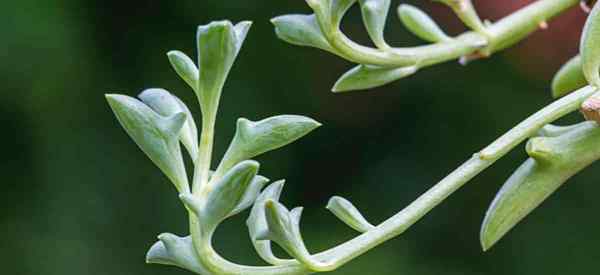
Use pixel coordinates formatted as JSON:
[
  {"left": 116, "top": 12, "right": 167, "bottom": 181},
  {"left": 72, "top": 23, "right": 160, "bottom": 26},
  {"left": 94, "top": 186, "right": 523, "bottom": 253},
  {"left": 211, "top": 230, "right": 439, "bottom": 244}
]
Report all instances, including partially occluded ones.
[{"left": 106, "top": 1, "right": 600, "bottom": 274}]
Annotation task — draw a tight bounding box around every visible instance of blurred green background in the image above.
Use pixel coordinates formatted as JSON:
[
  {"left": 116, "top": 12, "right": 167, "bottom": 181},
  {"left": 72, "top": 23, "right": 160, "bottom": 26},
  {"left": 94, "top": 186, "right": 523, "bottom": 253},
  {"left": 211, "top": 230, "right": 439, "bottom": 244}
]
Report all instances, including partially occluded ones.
[{"left": 1, "top": 1, "right": 598, "bottom": 274}]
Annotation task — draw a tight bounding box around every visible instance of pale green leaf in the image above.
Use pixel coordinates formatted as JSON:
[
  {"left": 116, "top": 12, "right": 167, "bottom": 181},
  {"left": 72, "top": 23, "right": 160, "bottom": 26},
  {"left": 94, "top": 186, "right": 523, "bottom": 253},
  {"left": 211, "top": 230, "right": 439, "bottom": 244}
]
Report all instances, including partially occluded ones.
[
  {"left": 271, "top": 14, "right": 334, "bottom": 52},
  {"left": 581, "top": 2, "right": 600, "bottom": 86},
  {"left": 397, "top": 4, "right": 451, "bottom": 43},
  {"left": 181, "top": 160, "right": 258, "bottom": 228},
  {"left": 196, "top": 21, "right": 249, "bottom": 116},
  {"left": 229, "top": 175, "right": 269, "bottom": 217},
  {"left": 215, "top": 115, "right": 320, "bottom": 179},
  {"left": 247, "top": 181, "right": 288, "bottom": 265},
  {"left": 138, "top": 88, "right": 199, "bottom": 162},
  {"left": 481, "top": 122, "right": 600, "bottom": 251},
  {"left": 327, "top": 196, "right": 374, "bottom": 232},
  {"left": 333, "top": 64, "right": 418, "bottom": 92},
  {"left": 106, "top": 94, "right": 189, "bottom": 193},
  {"left": 359, "top": 0, "right": 391, "bottom": 49},
  {"left": 551, "top": 55, "right": 587, "bottom": 98},
  {"left": 167, "top": 50, "right": 198, "bottom": 91},
  {"left": 146, "top": 233, "right": 210, "bottom": 274}
]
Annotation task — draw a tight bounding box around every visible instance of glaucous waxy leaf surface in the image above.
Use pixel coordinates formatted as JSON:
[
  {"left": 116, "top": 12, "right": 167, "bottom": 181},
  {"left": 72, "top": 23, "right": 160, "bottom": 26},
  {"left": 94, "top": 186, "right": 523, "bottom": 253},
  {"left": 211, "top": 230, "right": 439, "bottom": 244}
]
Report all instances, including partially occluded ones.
[
  {"left": 481, "top": 122, "right": 600, "bottom": 251},
  {"left": 181, "top": 160, "right": 259, "bottom": 228},
  {"left": 551, "top": 55, "right": 586, "bottom": 98},
  {"left": 167, "top": 51, "right": 199, "bottom": 91},
  {"left": 138, "top": 88, "right": 199, "bottom": 161},
  {"left": 196, "top": 21, "right": 250, "bottom": 116},
  {"left": 229, "top": 175, "right": 269, "bottom": 217},
  {"left": 271, "top": 14, "right": 334, "bottom": 52},
  {"left": 333, "top": 65, "right": 418, "bottom": 92},
  {"left": 397, "top": 4, "right": 451, "bottom": 43},
  {"left": 215, "top": 115, "right": 321, "bottom": 178},
  {"left": 260, "top": 200, "right": 324, "bottom": 270},
  {"left": 146, "top": 233, "right": 209, "bottom": 274},
  {"left": 247, "top": 181, "right": 288, "bottom": 265},
  {"left": 581, "top": 2, "right": 600, "bottom": 87},
  {"left": 106, "top": 94, "right": 189, "bottom": 193},
  {"left": 327, "top": 196, "right": 374, "bottom": 232},
  {"left": 359, "top": 0, "right": 391, "bottom": 49}
]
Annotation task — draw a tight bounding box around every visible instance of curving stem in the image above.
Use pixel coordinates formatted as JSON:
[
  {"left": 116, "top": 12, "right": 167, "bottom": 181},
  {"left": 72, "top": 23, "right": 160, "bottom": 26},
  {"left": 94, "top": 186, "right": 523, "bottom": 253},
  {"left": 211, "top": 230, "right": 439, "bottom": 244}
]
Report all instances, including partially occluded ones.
[
  {"left": 189, "top": 86, "right": 598, "bottom": 274},
  {"left": 315, "top": 0, "right": 578, "bottom": 69}
]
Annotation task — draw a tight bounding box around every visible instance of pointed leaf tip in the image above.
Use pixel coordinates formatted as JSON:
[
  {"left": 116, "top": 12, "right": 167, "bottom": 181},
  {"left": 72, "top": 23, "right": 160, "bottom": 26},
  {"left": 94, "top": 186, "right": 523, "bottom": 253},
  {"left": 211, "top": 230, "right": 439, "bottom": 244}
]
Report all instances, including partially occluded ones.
[
  {"left": 333, "top": 65, "right": 418, "bottom": 92},
  {"left": 359, "top": 0, "right": 391, "bottom": 49},
  {"left": 138, "top": 88, "right": 199, "bottom": 160},
  {"left": 271, "top": 14, "right": 334, "bottom": 52},
  {"left": 481, "top": 123, "right": 600, "bottom": 250},
  {"left": 215, "top": 115, "right": 320, "bottom": 177},
  {"left": 107, "top": 93, "right": 189, "bottom": 193},
  {"left": 146, "top": 233, "right": 209, "bottom": 274}
]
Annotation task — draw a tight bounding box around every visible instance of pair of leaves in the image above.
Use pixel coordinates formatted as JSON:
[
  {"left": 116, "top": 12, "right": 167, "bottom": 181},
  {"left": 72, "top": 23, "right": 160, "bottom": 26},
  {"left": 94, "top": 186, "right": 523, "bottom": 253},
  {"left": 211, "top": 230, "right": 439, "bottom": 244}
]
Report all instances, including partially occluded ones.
[
  {"left": 138, "top": 89, "right": 199, "bottom": 161},
  {"left": 481, "top": 121, "right": 600, "bottom": 250},
  {"left": 106, "top": 93, "right": 190, "bottom": 193},
  {"left": 167, "top": 21, "right": 251, "bottom": 117}
]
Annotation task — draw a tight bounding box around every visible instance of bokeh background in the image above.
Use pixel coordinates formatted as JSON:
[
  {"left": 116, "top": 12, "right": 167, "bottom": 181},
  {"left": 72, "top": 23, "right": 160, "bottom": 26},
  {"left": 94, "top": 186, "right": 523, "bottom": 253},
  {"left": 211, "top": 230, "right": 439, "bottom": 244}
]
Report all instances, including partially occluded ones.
[{"left": 1, "top": 1, "right": 597, "bottom": 274}]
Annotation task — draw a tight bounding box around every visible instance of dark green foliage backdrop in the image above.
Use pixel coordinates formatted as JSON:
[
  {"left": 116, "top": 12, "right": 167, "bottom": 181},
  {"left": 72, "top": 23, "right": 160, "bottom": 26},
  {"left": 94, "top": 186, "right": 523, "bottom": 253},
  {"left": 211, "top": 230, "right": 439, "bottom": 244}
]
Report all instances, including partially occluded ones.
[{"left": 1, "top": 1, "right": 597, "bottom": 274}]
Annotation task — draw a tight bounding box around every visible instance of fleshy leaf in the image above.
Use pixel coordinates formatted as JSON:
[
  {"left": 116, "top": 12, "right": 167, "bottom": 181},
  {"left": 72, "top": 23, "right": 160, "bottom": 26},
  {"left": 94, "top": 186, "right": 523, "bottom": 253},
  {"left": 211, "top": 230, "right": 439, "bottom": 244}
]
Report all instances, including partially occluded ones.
[
  {"left": 333, "top": 64, "right": 418, "bottom": 92},
  {"left": 262, "top": 200, "right": 328, "bottom": 271},
  {"left": 167, "top": 51, "right": 199, "bottom": 91},
  {"left": 481, "top": 122, "right": 600, "bottom": 251},
  {"left": 397, "top": 4, "right": 451, "bottom": 43},
  {"left": 247, "top": 181, "right": 289, "bottom": 265},
  {"left": 214, "top": 115, "right": 320, "bottom": 179},
  {"left": 146, "top": 233, "right": 210, "bottom": 274},
  {"left": 106, "top": 94, "right": 189, "bottom": 193},
  {"left": 234, "top": 21, "right": 253, "bottom": 50},
  {"left": 196, "top": 21, "right": 249, "bottom": 116},
  {"left": 551, "top": 55, "right": 587, "bottom": 98},
  {"left": 581, "top": 2, "right": 600, "bottom": 86},
  {"left": 181, "top": 160, "right": 258, "bottom": 228},
  {"left": 271, "top": 14, "right": 334, "bottom": 52},
  {"left": 138, "top": 88, "right": 199, "bottom": 162},
  {"left": 327, "top": 196, "right": 374, "bottom": 232},
  {"left": 358, "top": 0, "right": 390, "bottom": 49},
  {"left": 229, "top": 175, "right": 269, "bottom": 217}
]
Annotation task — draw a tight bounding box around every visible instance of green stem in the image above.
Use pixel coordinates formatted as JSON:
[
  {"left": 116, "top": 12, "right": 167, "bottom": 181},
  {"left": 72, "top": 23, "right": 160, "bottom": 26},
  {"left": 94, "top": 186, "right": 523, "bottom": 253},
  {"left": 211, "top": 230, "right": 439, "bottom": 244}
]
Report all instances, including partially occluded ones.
[
  {"left": 192, "top": 111, "right": 216, "bottom": 196},
  {"left": 190, "top": 86, "right": 597, "bottom": 274},
  {"left": 318, "top": 0, "right": 578, "bottom": 68}
]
